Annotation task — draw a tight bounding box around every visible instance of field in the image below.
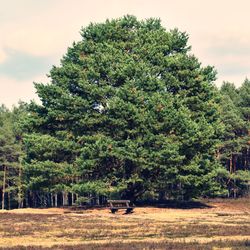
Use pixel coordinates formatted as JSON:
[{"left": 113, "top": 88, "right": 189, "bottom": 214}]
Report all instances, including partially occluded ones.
[{"left": 0, "top": 199, "right": 249, "bottom": 250}]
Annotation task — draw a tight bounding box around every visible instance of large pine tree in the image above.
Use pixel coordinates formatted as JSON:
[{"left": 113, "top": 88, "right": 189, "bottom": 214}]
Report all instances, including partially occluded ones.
[{"left": 23, "top": 16, "right": 224, "bottom": 203}]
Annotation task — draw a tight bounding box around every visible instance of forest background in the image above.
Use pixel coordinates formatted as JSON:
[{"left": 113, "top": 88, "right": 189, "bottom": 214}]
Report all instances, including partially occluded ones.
[{"left": 0, "top": 16, "right": 250, "bottom": 209}]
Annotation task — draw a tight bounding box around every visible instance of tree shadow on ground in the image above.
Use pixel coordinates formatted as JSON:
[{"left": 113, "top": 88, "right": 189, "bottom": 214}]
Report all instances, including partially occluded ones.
[{"left": 136, "top": 200, "right": 213, "bottom": 209}]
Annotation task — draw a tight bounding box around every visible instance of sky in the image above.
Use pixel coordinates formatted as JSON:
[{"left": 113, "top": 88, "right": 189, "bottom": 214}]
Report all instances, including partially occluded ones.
[{"left": 0, "top": 0, "right": 250, "bottom": 108}]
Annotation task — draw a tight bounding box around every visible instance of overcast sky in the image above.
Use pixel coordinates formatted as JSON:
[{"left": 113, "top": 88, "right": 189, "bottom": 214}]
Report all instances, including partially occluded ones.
[{"left": 1, "top": 0, "right": 250, "bottom": 108}]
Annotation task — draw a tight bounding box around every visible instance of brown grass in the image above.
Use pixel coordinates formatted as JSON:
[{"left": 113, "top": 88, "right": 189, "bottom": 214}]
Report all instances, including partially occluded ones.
[{"left": 0, "top": 198, "right": 249, "bottom": 249}]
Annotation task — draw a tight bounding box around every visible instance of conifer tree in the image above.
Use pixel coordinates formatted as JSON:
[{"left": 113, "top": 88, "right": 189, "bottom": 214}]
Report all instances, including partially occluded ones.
[
  {"left": 23, "top": 16, "right": 224, "bottom": 202},
  {"left": 0, "top": 105, "right": 24, "bottom": 209},
  {"left": 220, "top": 81, "right": 250, "bottom": 197}
]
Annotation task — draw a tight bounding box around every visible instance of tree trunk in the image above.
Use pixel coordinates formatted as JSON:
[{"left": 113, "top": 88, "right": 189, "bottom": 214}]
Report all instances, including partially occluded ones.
[
  {"left": 18, "top": 160, "right": 23, "bottom": 208},
  {"left": 96, "top": 195, "right": 100, "bottom": 205},
  {"left": 51, "top": 193, "right": 54, "bottom": 207},
  {"left": 8, "top": 188, "right": 11, "bottom": 210},
  {"left": 215, "top": 149, "right": 220, "bottom": 160},
  {"left": 2, "top": 165, "right": 6, "bottom": 210},
  {"left": 62, "top": 192, "right": 66, "bottom": 206},
  {"left": 55, "top": 193, "right": 58, "bottom": 207},
  {"left": 245, "top": 148, "right": 248, "bottom": 170},
  {"left": 233, "top": 179, "right": 237, "bottom": 198},
  {"left": 229, "top": 155, "right": 233, "bottom": 174},
  {"left": 65, "top": 192, "right": 69, "bottom": 206},
  {"left": 25, "top": 191, "right": 30, "bottom": 208},
  {"left": 76, "top": 193, "right": 79, "bottom": 204},
  {"left": 233, "top": 155, "right": 237, "bottom": 173},
  {"left": 32, "top": 192, "right": 36, "bottom": 207}
]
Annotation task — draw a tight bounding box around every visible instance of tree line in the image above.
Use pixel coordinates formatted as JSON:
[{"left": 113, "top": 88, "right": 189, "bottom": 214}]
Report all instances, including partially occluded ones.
[{"left": 0, "top": 16, "right": 249, "bottom": 209}]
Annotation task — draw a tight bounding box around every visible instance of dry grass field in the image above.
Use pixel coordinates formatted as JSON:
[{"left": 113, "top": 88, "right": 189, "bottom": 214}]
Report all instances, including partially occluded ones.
[{"left": 0, "top": 199, "right": 249, "bottom": 249}]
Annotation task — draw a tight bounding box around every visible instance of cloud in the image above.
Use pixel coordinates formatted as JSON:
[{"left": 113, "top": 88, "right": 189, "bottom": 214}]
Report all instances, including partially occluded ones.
[
  {"left": 1, "top": 0, "right": 250, "bottom": 106},
  {"left": 219, "top": 64, "right": 249, "bottom": 76},
  {"left": 0, "top": 48, "right": 7, "bottom": 64},
  {"left": 0, "top": 48, "right": 53, "bottom": 80},
  {"left": 200, "top": 35, "right": 250, "bottom": 86},
  {"left": 207, "top": 36, "right": 250, "bottom": 57},
  {"left": 0, "top": 75, "right": 43, "bottom": 108}
]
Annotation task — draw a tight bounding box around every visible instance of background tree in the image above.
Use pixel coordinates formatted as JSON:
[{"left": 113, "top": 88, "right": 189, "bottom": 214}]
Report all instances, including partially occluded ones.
[
  {"left": 0, "top": 104, "right": 25, "bottom": 209},
  {"left": 219, "top": 81, "right": 250, "bottom": 197}
]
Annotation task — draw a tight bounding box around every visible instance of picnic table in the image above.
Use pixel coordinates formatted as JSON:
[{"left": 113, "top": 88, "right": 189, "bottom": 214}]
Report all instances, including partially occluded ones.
[{"left": 107, "top": 200, "right": 134, "bottom": 214}]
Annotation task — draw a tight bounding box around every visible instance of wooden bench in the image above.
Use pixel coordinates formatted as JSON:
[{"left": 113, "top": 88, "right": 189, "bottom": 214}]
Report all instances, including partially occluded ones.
[{"left": 107, "top": 200, "right": 134, "bottom": 214}]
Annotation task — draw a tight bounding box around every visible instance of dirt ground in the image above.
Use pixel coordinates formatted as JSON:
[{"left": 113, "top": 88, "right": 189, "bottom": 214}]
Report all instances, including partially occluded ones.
[{"left": 0, "top": 198, "right": 249, "bottom": 249}]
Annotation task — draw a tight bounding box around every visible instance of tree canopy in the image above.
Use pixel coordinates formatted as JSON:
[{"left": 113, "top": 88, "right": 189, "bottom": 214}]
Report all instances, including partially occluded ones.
[{"left": 21, "top": 15, "right": 224, "bottom": 202}]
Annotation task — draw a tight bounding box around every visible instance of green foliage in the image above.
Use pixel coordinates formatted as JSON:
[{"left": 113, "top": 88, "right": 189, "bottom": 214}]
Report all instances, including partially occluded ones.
[
  {"left": 219, "top": 80, "right": 250, "bottom": 197},
  {"left": 75, "top": 196, "right": 91, "bottom": 205},
  {"left": 2, "top": 17, "right": 250, "bottom": 207},
  {"left": 21, "top": 15, "right": 223, "bottom": 201},
  {"left": 72, "top": 181, "right": 109, "bottom": 196},
  {"left": 24, "top": 160, "right": 73, "bottom": 192},
  {"left": 0, "top": 104, "right": 26, "bottom": 208}
]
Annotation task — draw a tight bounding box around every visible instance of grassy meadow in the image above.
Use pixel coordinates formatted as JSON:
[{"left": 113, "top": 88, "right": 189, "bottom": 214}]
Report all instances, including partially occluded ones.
[{"left": 0, "top": 199, "right": 249, "bottom": 249}]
